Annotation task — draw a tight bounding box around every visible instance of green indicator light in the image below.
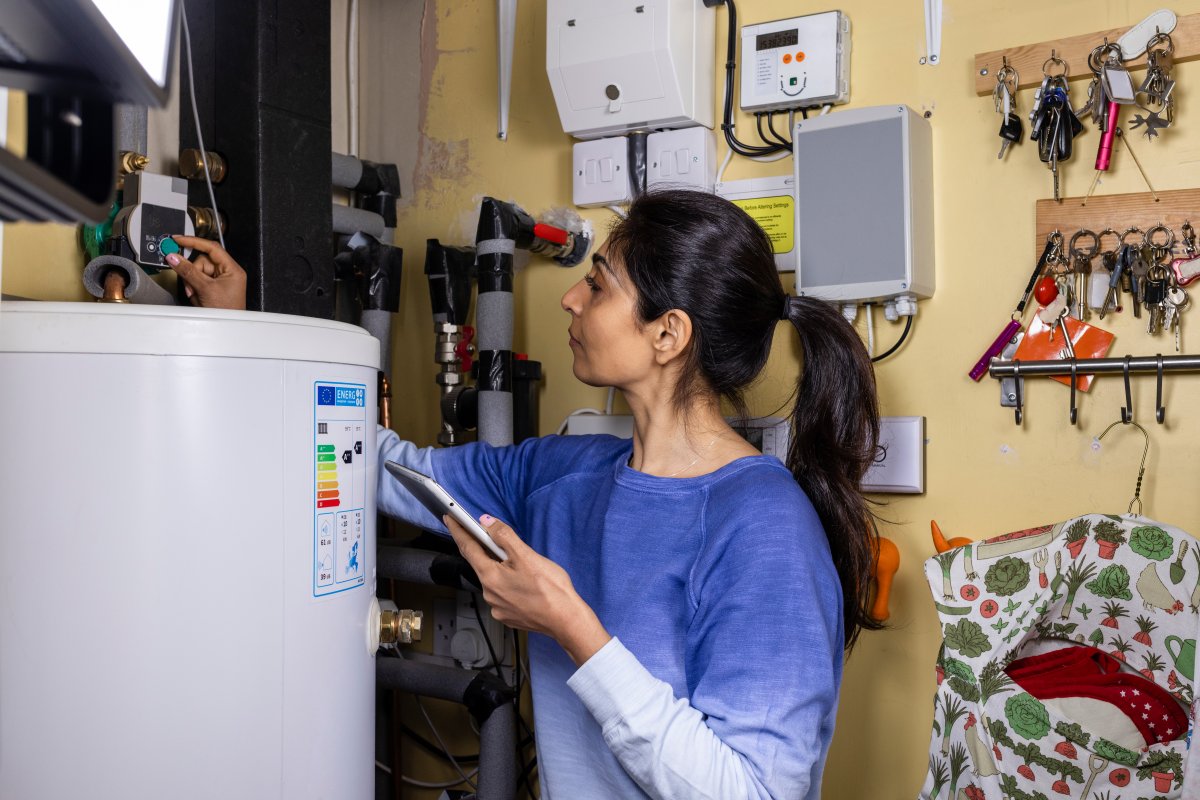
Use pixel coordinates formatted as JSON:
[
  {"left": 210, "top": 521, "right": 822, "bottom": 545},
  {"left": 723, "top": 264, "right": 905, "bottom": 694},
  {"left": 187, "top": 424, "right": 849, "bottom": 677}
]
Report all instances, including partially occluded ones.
[
  {"left": 317, "top": 445, "right": 335, "bottom": 452},
  {"left": 317, "top": 454, "right": 337, "bottom": 462}
]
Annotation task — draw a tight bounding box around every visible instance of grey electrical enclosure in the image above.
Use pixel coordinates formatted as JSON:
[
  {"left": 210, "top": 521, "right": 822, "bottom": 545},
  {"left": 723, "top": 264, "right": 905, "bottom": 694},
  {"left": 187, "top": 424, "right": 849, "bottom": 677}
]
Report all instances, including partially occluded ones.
[{"left": 792, "top": 105, "right": 933, "bottom": 302}]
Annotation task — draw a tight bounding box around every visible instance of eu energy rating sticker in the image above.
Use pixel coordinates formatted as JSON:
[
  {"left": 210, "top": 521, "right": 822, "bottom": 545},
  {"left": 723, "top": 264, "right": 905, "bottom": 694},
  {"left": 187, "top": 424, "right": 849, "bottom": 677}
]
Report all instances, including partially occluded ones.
[{"left": 313, "top": 382, "right": 366, "bottom": 597}]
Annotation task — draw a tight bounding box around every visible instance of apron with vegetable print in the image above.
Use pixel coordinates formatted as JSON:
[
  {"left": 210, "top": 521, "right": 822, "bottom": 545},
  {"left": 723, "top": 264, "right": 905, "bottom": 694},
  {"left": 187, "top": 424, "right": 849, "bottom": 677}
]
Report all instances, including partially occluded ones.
[{"left": 919, "top": 514, "right": 1197, "bottom": 800}]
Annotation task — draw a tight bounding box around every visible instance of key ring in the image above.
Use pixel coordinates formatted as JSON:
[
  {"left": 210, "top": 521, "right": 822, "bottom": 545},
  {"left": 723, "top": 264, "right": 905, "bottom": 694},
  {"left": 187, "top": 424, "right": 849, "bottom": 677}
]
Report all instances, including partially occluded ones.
[
  {"left": 1145, "top": 223, "right": 1175, "bottom": 251},
  {"left": 1069, "top": 228, "right": 1099, "bottom": 260},
  {"left": 1147, "top": 31, "right": 1174, "bottom": 58},
  {"left": 1120, "top": 226, "right": 1145, "bottom": 248},
  {"left": 1097, "top": 227, "right": 1121, "bottom": 258},
  {"left": 1043, "top": 51, "right": 1069, "bottom": 79}
]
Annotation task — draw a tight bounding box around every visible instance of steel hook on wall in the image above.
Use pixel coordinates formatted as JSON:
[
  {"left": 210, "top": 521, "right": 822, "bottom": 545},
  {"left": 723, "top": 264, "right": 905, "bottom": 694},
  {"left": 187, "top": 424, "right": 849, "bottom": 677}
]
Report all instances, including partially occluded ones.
[
  {"left": 1096, "top": 418, "right": 1150, "bottom": 517},
  {"left": 1121, "top": 355, "right": 1133, "bottom": 423},
  {"left": 1013, "top": 360, "right": 1023, "bottom": 425},
  {"left": 1069, "top": 360, "right": 1078, "bottom": 425},
  {"left": 1155, "top": 354, "right": 1166, "bottom": 424}
]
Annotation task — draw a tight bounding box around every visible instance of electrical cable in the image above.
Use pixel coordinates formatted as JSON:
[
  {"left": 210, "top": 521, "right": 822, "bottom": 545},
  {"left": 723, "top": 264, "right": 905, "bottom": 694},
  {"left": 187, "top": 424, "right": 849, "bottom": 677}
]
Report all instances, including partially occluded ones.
[
  {"left": 871, "top": 314, "right": 913, "bottom": 363},
  {"left": 179, "top": 1, "right": 225, "bottom": 250},
  {"left": 865, "top": 302, "right": 875, "bottom": 357},
  {"left": 555, "top": 407, "right": 605, "bottom": 435},
  {"left": 716, "top": 0, "right": 789, "bottom": 157},
  {"left": 766, "top": 111, "right": 792, "bottom": 148},
  {"left": 400, "top": 769, "right": 479, "bottom": 790},
  {"left": 417, "top": 697, "right": 478, "bottom": 790},
  {"left": 398, "top": 722, "right": 481, "bottom": 763},
  {"left": 604, "top": 387, "right": 616, "bottom": 415}
]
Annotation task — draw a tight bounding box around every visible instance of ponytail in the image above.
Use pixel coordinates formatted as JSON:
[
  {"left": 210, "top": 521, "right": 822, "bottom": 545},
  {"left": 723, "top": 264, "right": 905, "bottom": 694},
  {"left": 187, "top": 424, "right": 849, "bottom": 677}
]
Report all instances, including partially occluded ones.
[{"left": 783, "top": 295, "right": 882, "bottom": 650}]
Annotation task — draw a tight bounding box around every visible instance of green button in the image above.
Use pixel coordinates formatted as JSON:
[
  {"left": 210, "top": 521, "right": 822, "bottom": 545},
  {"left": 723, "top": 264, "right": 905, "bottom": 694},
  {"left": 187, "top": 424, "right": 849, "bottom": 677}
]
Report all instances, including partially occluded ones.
[
  {"left": 317, "top": 445, "right": 335, "bottom": 452},
  {"left": 160, "top": 238, "right": 181, "bottom": 256}
]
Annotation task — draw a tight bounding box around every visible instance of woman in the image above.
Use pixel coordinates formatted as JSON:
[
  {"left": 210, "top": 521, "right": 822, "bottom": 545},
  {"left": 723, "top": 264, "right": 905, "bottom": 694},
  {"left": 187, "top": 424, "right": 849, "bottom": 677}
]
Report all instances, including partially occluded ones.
[{"left": 170, "top": 189, "right": 881, "bottom": 799}]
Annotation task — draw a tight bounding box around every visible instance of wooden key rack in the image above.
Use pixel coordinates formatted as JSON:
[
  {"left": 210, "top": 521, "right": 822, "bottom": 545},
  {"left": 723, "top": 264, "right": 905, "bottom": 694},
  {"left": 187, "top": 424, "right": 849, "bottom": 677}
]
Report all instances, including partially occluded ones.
[
  {"left": 974, "top": 13, "right": 1200, "bottom": 96},
  {"left": 1033, "top": 188, "right": 1200, "bottom": 262}
]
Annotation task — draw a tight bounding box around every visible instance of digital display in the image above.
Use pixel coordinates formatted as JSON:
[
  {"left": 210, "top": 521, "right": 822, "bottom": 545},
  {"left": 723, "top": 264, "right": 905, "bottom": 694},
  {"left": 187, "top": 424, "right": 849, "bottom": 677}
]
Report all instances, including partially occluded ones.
[{"left": 756, "top": 29, "right": 798, "bottom": 51}]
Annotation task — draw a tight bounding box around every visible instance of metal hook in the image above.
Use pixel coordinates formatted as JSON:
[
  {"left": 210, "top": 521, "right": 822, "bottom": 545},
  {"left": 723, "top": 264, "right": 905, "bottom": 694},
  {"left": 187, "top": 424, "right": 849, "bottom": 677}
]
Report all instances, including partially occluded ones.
[
  {"left": 1121, "top": 355, "right": 1133, "bottom": 423},
  {"left": 1097, "top": 419, "right": 1150, "bottom": 517},
  {"left": 1156, "top": 354, "right": 1166, "bottom": 424},
  {"left": 1013, "top": 360, "right": 1023, "bottom": 425},
  {"left": 1069, "top": 360, "right": 1078, "bottom": 425}
]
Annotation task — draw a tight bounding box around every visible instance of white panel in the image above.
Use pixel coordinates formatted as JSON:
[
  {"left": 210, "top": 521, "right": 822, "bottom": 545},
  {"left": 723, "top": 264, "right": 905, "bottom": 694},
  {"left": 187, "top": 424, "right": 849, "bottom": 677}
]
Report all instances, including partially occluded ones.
[
  {"left": 862, "top": 416, "right": 926, "bottom": 494},
  {"left": 647, "top": 127, "right": 716, "bottom": 193},
  {"left": 572, "top": 137, "right": 632, "bottom": 207},
  {"left": 547, "top": 0, "right": 715, "bottom": 139}
]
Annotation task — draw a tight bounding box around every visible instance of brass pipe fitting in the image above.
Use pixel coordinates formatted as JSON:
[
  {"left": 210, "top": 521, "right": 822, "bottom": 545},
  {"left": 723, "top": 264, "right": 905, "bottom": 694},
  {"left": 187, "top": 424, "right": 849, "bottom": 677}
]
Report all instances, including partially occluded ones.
[
  {"left": 379, "top": 608, "right": 422, "bottom": 645},
  {"left": 179, "top": 148, "right": 227, "bottom": 183},
  {"left": 100, "top": 270, "right": 130, "bottom": 303}
]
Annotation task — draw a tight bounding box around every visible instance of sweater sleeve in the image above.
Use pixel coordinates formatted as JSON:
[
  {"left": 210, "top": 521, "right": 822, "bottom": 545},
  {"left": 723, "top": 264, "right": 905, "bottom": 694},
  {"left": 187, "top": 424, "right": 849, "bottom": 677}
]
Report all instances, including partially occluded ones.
[{"left": 568, "top": 638, "right": 766, "bottom": 799}]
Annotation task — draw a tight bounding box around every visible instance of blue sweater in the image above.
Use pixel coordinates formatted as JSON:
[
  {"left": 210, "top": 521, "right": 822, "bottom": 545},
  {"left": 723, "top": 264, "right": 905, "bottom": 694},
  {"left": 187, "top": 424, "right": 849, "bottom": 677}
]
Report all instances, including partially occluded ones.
[{"left": 378, "top": 430, "right": 843, "bottom": 799}]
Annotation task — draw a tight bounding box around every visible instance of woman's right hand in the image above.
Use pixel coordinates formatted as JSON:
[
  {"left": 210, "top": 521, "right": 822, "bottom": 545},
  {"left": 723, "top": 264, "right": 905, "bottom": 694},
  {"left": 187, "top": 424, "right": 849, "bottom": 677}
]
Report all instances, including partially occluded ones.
[{"left": 167, "top": 235, "right": 248, "bottom": 310}]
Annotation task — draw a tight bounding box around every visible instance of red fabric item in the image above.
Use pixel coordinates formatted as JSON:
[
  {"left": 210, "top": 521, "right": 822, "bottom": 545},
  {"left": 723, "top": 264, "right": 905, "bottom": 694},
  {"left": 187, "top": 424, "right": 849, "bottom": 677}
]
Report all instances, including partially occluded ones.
[{"left": 1007, "top": 646, "right": 1187, "bottom": 745}]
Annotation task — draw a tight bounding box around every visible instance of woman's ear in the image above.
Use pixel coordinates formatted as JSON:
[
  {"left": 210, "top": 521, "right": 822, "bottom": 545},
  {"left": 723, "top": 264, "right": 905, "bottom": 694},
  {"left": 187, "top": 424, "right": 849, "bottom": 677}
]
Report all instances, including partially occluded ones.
[{"left": 651, "top": 308, "right": 693, "bottom": 365}]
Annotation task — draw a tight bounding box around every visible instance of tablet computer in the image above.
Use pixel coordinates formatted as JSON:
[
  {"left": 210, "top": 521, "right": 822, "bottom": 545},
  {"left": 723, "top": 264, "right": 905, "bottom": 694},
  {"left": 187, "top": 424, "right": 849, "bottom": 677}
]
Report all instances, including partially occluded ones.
[{"left": 384, "top": 461, "right": 508, "bottom": 561}]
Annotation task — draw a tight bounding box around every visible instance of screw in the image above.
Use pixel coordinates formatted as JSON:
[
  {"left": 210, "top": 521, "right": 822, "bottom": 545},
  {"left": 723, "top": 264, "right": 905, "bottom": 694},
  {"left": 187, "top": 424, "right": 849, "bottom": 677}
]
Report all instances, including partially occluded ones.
[
  {"left": 1007, "top": 393, "right": 1017, "bottom": 401},
  {"left": 919, "top": 57, "right": 927, "bottom": 65},
  {"left": 923, "top": 111, "right": 932, "bottom": 118},
  {"left": 980, "top": 68, "right": 989, "bottom": 76},
  {"left": 931, "top": 55, "right": 938, "bottom": 63}
]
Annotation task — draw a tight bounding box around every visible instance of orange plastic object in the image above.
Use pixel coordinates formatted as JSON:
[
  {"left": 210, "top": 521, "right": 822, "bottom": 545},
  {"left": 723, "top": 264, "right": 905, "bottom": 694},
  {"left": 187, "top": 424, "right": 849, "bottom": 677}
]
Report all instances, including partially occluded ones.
[
  {"left": 1012, "top": 310, "right": 1116, "bottom": 391},
  {"left": 932, "top": 520, "right": 972, "bottom": 554},
  {"left": 871, "top": 537, "right": 900, "bottom": 622}
]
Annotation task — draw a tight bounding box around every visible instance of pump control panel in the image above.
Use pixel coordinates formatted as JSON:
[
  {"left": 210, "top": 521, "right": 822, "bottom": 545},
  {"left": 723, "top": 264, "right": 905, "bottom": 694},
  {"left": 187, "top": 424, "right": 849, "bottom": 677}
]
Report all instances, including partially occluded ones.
[
  {"left": 112, "top": 171, "right": 194, "bottom": 272},
  {"left": 739, "top": 11, "right": 850, "bottom": 113}
]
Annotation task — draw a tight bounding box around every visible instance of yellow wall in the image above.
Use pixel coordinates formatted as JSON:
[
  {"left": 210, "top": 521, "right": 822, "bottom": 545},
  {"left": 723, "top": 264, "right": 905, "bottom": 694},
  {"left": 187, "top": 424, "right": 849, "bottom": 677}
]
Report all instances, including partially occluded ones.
[{"left": 6, "top": 1, "right": 1200, "bottom": 796}]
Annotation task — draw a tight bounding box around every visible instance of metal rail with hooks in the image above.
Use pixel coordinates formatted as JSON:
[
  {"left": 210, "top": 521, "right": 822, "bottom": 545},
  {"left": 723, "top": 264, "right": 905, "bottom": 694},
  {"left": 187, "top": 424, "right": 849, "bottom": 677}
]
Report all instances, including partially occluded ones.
[{"left": 988, "top": 353, "right": 1200, "bottom": 425}]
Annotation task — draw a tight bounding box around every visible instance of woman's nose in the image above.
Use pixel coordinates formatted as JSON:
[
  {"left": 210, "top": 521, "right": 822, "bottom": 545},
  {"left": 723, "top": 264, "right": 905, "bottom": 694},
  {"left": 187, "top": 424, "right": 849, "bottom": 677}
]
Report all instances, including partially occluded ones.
[{"left": 562, "top": 281, "right": 584, "bottom": 314}]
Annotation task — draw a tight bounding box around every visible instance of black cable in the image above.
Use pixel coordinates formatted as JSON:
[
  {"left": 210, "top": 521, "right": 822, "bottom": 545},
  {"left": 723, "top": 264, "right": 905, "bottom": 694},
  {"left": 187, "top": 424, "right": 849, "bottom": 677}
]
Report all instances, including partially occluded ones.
[
  {"left": 398, "top": 722, "right": 482, "bottom": 764},
  {"left": 716, "top": 0, "right": 789, "bottom": 157},
  {"left": 766, "top": 111, "right": 792, "bottom": 148},
  {"left": 871, "top": 313, "right": 914, "bottom": 363}
]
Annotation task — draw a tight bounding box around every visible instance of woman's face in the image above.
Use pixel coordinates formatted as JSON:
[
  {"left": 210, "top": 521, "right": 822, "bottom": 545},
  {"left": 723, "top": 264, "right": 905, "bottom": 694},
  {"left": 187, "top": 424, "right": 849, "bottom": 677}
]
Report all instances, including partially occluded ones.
[{"left": 561, "top": 243, "right": 654, "bottom": 388}]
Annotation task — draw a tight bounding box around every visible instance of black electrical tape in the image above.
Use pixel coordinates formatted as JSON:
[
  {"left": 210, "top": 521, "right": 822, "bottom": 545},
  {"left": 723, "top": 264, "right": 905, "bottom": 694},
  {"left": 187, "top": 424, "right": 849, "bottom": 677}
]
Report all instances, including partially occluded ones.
[
  {"left": 463, "top": 672, "right": 517, "bottom": 724},
  {"left": 627, "top": 132, "right": 648, "bottom": 197},
  {"left": 1015, "top": 236, "right": 1059, "bottom": 315},
  {"left": 476, "top": 350, "right": 513, "bottom": 392}
]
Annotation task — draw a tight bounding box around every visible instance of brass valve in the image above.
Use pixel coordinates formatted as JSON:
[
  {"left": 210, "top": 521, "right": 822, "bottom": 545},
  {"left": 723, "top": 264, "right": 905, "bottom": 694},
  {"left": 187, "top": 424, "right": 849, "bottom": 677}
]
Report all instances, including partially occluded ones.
[{"left": 380, "top": 608, "right": 423, "bottom": 645}]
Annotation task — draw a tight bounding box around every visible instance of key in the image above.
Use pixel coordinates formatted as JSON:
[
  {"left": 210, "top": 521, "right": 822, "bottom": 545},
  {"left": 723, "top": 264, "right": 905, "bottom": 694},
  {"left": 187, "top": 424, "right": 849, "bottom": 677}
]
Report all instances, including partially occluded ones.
[
  {"left": 997, "top": 113, "right": 1022, "bottom": 159},
  {"left": 1029, "top": 74, "right": 1052, "bottom": 141},
  {"left": 1172, "top": 221, "right": 1200, "bottom": 286},
  {"left": 1168, "top": 287, "right": 1189, "bottom": 352},
  {"left": 1142, "top": 270, "right": 1167, "bottom": 333},
  {"left": 1129, "top": 246, "right": 1150, "bottom": 318},
  {"left": 1100, "top": 246, "right": 1128, "bottom": 319},
  {"left": 1056, "top": 312, "right": 1076, "bottom": 359}
]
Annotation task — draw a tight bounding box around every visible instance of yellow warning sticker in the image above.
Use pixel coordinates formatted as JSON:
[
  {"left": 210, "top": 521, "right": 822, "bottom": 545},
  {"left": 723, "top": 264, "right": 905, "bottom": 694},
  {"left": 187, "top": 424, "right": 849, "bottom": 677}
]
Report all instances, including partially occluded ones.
[{"left": 730, "top": 195, "right": 794, "bottom": 255}]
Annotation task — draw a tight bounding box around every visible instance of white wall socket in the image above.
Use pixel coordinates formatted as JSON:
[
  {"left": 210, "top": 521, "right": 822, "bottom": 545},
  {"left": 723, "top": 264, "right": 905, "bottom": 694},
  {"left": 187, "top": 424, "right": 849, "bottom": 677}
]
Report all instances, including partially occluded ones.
[
  {"left": 862, "top": 416, "right": 925, "bottom": 494},
  {"left": 572, "top": 136, "right": 632, "bottom": 207}
]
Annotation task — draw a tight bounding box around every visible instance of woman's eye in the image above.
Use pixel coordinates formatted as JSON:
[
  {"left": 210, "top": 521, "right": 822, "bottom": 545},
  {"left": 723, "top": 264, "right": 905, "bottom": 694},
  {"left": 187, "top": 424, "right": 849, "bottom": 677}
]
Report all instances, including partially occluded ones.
[{"left": 584, "top": 274, "right": 599, "bottom": 292}]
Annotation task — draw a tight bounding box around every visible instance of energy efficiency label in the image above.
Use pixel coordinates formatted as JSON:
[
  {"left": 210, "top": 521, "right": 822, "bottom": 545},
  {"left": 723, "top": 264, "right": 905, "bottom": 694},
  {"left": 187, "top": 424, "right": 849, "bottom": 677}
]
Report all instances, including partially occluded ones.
[{"left": 313, "top": 382, "right": 367, "bottom": 597}]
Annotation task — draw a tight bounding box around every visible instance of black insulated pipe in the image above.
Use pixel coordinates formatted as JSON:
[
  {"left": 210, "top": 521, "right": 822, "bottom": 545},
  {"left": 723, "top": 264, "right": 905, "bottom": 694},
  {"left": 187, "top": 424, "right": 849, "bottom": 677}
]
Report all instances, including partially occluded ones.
[
  {"left": 425, "top": 239, "right": 477, "bottom": 326},
  {"left": 377, "top": 658, "right": 517, "bottom": 800},
  {"left": 376, "top": 545, "right": 480, "bottom": 591},
  {"left": 627, "top": 131, "right": 649, "bottom": 197}
]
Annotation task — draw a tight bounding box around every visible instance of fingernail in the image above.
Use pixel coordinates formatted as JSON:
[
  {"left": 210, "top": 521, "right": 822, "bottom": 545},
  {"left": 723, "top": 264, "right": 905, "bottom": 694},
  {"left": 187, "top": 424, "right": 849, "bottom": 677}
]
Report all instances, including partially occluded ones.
[
  {"left": 165, "top": 253, "right": 180, "bottom": 266},
  {"left": 480, "top": 514, "right": 494, "bottom": 525}
]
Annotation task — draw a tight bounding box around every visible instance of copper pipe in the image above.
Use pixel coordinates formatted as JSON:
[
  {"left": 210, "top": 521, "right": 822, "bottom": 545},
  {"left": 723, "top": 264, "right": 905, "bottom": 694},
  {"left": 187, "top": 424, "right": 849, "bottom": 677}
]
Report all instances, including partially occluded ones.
[
  {"left": 379, "top": 373, "right": 391, "bottom": 428},
  {"left": 100, "top": 270, "right": 131, "bottom": 303}
]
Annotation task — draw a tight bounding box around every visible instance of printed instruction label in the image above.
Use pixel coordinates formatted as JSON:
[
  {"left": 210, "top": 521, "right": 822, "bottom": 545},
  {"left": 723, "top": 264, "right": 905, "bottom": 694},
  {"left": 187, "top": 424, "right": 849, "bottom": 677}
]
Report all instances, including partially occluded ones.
[
  {"left": 731, "top": 195, "right": 795, "bottom": 255},
  {"left": 313, "top": 382, "right": 367, "bottom": 597}
]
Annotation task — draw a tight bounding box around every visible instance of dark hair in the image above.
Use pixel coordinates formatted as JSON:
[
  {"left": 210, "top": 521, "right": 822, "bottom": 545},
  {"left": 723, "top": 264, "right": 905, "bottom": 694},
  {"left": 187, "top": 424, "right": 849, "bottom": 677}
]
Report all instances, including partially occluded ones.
[{"left": 606, "top": 189, "right": 883, "bottom": 650}]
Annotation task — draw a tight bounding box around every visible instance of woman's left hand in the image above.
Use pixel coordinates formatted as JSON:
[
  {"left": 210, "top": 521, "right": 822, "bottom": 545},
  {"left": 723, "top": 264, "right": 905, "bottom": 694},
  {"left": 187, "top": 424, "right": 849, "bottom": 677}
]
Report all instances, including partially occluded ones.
[{"left": 446, "top": 514, "right": 611, "bottom": 667}]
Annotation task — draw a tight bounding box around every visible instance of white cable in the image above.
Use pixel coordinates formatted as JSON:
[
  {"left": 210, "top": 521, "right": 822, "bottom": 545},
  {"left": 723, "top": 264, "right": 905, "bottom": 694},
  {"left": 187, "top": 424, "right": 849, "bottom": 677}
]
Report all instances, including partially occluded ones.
[
  {"left": 400, "top": 769, "right": 480, "bottom": 790},
  {"left": 866, "top": 304, "right": 876, "bottom": 355},
  {"left": 179, "top": 1, "right": 225, "bottom": 250},
  {"left": 748, "top": 150, "right": 790, "bottom": 163},
  {"left": 820, "top": 104, "right": 832, "bottom": 116},
  {"left": 416, "top": 697, "right": 478, "bottom": 790},
  {"left": 604, "top": 387, "right": 615, "bottom": 415},
  {"left": 375, "top": 760, "right": 392, "bottom": 775},
  {"left": 606, "top": 205, "right": 627, "bottom": 219},
  {"left": 348, "top": 0, "right": 359, "bottom": 157}
]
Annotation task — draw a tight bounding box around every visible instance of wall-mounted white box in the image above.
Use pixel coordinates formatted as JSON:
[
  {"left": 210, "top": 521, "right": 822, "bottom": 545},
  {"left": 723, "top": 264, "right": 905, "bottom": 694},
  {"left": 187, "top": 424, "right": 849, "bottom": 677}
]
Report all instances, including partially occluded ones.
[
  {"left": 862, "top": 416, "right": 925, "bottom": 494},
  {"left": 572, "top": 136, "right": 632, "bottom": 207},
  {"left": 647, "top": 127, "right": 715, "bottom": 193},
  {"left": 793, "top": 105, "right": 934, "bottom": 303},
  {"left": 547, "top": 0, "right": 716, "bottom": 139}
]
